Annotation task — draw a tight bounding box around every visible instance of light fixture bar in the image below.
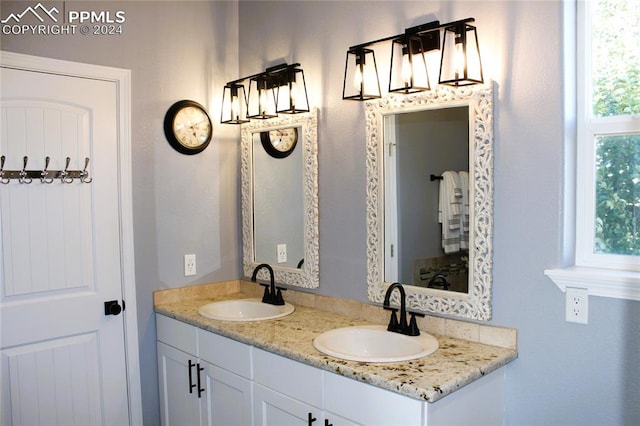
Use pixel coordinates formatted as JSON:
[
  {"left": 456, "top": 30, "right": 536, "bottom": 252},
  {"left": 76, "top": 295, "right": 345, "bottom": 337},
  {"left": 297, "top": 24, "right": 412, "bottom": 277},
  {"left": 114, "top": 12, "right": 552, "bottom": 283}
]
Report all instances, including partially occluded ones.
[
  {"left": 342, "top": 17, "right": 482, "bottom": 100},
  {"left": 222, "top": 63, "right": 309, "bottom": 124}
]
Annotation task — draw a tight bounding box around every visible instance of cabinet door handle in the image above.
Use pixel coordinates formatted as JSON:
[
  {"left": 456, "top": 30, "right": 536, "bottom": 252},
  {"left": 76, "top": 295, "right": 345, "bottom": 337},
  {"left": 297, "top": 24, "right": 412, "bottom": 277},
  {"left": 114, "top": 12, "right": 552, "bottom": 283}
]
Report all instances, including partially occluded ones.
[
  {"left": 197, "top": 362, "right": 205, "bottom": 398},
  {"left": 188, "top": 359, "right": 196, "bottom": 394},
  {"left": 307, "top": 412, "right": 317, "bottom": 425}
]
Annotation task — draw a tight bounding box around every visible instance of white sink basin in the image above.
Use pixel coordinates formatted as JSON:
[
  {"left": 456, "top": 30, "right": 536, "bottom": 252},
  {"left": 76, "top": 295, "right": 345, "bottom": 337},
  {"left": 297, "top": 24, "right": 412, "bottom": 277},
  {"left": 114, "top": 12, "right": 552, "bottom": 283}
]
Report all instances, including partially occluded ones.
[
  {"left": 313, "top": 325, "right": 438, "bottom": 363},
  {"left": 197, "top": 298, "right": 295, "bottom": 322}
]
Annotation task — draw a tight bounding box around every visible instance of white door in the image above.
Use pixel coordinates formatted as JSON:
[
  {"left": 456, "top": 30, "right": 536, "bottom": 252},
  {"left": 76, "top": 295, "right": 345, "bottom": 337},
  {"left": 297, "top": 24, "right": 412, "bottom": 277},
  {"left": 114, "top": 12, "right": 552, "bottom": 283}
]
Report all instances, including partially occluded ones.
[{"left": 0, "top": 60, "right": 135, "bottom": 425}]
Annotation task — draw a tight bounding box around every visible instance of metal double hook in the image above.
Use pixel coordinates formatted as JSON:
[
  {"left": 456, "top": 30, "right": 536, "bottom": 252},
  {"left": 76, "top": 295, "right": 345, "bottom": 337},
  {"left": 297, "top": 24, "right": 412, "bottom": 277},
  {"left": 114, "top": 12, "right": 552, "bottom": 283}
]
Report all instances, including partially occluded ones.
[
  {"left": 0, "top": 155, "right": 92, "bottom": 184},
  {"left": 0, "top": 156, "right": 9, "bottom": 184}
]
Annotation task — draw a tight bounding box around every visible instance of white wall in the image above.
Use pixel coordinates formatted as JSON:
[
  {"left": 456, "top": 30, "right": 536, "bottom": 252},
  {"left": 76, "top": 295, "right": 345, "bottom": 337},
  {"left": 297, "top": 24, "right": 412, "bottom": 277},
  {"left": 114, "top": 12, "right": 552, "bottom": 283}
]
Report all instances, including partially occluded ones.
[
  {"left": 238, "top": 1, "right": 640, "bottom": 424},
  {"left": 1, "top": 2, "right": 241, "bottom": 424}
]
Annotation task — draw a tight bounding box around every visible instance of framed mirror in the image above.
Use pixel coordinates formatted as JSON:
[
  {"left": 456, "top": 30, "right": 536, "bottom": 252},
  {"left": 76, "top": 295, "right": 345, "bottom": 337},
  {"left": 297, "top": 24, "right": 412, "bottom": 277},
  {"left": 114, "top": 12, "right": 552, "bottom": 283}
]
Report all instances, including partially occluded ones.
[
  {"left": 241, "top": 109, "right": 319, "bottom": 288},
  {"left": 366, "top": 85, "right": 494, "bottom": 320}
]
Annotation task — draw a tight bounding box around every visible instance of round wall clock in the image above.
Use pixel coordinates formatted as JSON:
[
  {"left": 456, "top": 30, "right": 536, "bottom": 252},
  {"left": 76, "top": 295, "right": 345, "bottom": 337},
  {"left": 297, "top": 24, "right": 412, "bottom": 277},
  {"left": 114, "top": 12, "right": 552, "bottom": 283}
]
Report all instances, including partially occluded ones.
[
  {"left": 163, "top": 100, "right": 213, "bottom": 155},
  {"left": 260, "top": 127, "right": 298, "bottom": 158}
]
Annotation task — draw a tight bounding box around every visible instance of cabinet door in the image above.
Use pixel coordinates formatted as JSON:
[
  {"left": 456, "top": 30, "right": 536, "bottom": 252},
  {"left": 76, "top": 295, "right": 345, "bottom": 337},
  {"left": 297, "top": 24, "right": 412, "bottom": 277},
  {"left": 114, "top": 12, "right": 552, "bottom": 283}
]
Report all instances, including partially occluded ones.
[
  {"left": 200, "top": 360, "right": 253, "bottom": 426},
  {"left": 254, "top": 383, "right": 323, "bottom": 426},
  {"left": 157, "top": 342, "right": 201, "bottom": 426}
]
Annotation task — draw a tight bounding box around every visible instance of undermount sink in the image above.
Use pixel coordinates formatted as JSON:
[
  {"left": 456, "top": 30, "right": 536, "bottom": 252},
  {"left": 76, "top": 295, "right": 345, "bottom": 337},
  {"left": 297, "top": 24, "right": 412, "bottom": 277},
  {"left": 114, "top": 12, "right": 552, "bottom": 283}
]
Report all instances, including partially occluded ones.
[
  {"left": 313, "top": 325, "right": 438, "bottom": 363},
  {"left": 197, "top": 298, "right": 295, "bottom": 322}
]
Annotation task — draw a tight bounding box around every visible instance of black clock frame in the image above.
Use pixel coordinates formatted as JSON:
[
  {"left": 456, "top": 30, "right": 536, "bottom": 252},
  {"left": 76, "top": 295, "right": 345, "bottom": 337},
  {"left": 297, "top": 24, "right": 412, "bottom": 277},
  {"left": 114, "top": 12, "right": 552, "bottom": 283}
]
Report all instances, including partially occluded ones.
[
  {"left": 163, "top": 100, "right": 212, "bottom": 155},
  {"left": 260, "top": 128, "right": 298, "bottom": 159}
]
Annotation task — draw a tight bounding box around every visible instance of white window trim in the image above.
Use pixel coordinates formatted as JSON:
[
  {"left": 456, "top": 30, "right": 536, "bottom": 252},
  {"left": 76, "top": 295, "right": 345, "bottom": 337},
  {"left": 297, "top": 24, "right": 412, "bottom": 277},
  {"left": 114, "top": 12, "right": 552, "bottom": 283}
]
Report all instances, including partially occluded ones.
[{"left": 545, "top": 0, "right": 640, "bottom": 300}]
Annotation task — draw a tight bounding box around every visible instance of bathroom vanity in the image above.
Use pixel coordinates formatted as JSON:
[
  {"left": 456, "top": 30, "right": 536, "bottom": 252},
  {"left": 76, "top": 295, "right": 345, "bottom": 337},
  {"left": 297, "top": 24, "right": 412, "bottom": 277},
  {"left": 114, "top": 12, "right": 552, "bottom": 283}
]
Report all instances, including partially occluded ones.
[{"left": 155, "top": 285, "right": 516, "bottom": 426}]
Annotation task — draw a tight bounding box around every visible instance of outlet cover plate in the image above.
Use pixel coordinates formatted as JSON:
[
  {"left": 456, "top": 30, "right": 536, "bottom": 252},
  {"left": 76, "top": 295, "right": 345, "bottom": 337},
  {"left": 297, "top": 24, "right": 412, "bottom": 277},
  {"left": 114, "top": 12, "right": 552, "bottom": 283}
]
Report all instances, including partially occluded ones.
[
  {"left": 566, "top": 287, "right": 588, "bottom": 324},
  {"left": 184, "top": 254, "right": 196, "bottom": 276}
]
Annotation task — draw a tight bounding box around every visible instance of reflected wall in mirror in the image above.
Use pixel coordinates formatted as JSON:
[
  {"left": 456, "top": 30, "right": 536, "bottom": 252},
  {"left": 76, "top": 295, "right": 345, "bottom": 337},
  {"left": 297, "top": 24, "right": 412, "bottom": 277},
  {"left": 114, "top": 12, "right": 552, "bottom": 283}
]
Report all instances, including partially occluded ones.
[
  {"left": 241, "top": 109, "right": 319, "bottom": 288},
  {"left": 366, "top": 85, "right": 494, "bottom": 320}
]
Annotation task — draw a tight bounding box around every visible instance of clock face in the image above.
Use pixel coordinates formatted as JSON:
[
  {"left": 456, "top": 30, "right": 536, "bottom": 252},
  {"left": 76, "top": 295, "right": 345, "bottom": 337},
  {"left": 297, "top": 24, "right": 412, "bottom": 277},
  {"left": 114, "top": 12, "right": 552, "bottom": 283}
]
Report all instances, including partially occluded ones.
[
  {"left": 164, "top": 100, "right": 213, "bottom": 155},
  {"left": 260, "top": 127, "right": 298, "bottom": 158},
  {"left": 173, "top": 106, "right": 212, "bottom": 148}
]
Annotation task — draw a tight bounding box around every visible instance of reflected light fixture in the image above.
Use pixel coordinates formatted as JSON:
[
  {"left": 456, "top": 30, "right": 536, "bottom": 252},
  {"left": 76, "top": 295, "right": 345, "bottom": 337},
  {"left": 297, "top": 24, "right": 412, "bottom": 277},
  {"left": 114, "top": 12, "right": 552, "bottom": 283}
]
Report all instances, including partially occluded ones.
[
  {"left": 342, "top": 17, "right": 483, "bottom": 101},
  {"left": 343, "top": 47, "right": 381, "bottom": 100},
  {"left": 221, "top": 82, "right": 249, "bottom": 124},
  {"left": 222, "top": 63, "right": 309, "bottom": 124}
]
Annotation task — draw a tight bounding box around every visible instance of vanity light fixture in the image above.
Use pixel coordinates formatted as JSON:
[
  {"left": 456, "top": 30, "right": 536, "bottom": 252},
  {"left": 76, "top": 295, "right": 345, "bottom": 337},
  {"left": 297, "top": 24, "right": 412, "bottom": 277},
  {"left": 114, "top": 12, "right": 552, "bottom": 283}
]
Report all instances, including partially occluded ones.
[
  {"left": 221, "top": 82, "right": 249, "bottom": 124},
  {"left": 273, "top": 64, "right": 309, "bottom": 114},
  {"left": 389, "top": 21, "right": 440, "bottom": 94},
  {"left": 438, "top": 20, "right": 483, "bottom": 86},
  {"left": 222, "top": 63, "right": 309, "bottom": 124},
  {"left": 247, "top": 74, "right": 277, "bottom": 119},
  {"left": 342, "top": 47, "right": 381, "bottom": 100},
  {"left": 342, "top": 18, "right": 483, "bottom": 100}
]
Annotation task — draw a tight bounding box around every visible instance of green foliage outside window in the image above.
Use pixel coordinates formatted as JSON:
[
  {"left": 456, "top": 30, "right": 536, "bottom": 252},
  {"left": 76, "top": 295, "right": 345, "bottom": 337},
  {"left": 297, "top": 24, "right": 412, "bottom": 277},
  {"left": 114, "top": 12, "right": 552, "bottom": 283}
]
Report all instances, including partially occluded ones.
[{"left": 591, "top": 0, "right": 640, "bottom": 255}]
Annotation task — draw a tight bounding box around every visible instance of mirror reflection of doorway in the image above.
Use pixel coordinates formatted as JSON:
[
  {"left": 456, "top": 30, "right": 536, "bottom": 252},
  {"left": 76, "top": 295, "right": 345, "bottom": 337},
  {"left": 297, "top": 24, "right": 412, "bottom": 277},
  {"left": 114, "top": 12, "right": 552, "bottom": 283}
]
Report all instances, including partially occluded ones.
[{"left": 384, "top": 106, "right": 469, "bottom": 293}]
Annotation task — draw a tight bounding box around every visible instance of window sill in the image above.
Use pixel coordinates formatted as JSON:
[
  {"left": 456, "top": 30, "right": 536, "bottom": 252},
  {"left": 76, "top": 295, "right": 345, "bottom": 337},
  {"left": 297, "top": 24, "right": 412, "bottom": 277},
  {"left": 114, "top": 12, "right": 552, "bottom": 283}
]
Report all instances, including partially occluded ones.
[{"left": 544, "top": 267, "right": 640, "bottom": 301}]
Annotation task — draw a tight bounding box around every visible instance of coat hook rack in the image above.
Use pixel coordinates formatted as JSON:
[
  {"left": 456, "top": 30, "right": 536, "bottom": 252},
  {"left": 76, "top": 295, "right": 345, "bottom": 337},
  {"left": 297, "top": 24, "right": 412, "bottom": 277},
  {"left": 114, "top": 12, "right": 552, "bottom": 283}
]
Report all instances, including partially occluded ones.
[
  {"left": 0, "top": 155, "right": 92, "bottom": 184},
  {"left": 430, "top": 174, "right": 443, "bottom": 181}
]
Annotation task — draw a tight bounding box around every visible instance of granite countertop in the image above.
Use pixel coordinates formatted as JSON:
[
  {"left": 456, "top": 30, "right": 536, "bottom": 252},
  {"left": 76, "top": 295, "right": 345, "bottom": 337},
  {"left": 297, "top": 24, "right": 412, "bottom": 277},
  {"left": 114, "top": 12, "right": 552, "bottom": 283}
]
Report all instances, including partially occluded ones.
[{"left": 155, "top": 291, "right": 517, "bottom": 403}]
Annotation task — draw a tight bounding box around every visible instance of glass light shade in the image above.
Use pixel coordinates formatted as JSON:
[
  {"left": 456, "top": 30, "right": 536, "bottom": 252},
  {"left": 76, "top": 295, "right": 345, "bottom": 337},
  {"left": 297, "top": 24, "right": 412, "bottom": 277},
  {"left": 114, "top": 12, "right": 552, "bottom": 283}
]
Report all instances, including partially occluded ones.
[
  {"left": 389, "top": 36, "right": 430, "bottom": 94},
  {"left": 275, "top": 68, "right": 309, "bottom": 114},
  {"left": 343, "top": 48, "right": 381, "bottom": 100},
  {"left": 439, "top": 23, "right": 483, "bottom": 86},
  {"left": 247, "top": 76, "right": 277, "bottom": 119},
  {"left": 221, "top": 83, "right": 249, "bottom": 124}
]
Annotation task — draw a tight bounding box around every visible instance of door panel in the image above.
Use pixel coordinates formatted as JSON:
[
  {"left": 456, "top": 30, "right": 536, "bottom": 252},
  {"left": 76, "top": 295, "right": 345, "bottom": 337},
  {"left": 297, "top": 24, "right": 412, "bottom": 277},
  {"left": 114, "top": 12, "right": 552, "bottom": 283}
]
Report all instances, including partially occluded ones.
[
  {"left": 1, "top": 66, "right": 129, "bottom": 425},
  {"left": 1, "top": 101, "right": 93, "bottom": 296},
  {"left": 2, "top": 333, "right": 102, "bottom": 425}
]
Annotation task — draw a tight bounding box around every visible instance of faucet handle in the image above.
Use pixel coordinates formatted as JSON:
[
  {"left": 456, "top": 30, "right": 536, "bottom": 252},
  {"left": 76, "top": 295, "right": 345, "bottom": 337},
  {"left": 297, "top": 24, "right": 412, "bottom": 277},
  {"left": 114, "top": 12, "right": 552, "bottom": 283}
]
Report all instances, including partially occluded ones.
[
  {"left": 259, "top": 283, "right": 272, "bottom": 303},
  {"left": 273, "top": 287, "right": 287, "bottom": 306},
  {"left": 384, "top": 307, "right": 399, "bottom": 332},
  {"left": 407, "top": 311, "right": 425, "bottom": 336}
]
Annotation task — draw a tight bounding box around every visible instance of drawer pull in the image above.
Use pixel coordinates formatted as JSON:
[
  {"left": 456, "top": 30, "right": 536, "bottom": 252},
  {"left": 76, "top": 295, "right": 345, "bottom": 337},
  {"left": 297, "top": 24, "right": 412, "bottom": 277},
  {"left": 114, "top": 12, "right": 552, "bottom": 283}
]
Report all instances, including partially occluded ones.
[
  {"left": 188, "top": 359, "right": 196, "bottom": 393},
  {"left": 197, "top": 363, "right": 205, "bottom": 398}
]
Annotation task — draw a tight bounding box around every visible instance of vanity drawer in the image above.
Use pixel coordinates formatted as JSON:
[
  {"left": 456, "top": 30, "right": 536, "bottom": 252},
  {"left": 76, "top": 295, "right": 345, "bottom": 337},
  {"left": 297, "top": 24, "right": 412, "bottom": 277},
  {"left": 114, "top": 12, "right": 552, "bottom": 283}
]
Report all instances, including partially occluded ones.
[
  {"left": 253, "top": 348, "right": 323, "bottom": 407},
  {"left": 325, "top": 372, "right": 424, "bottom": 426},
  {"left": 198, "top": 329, "right": 252, "bottom": 378},
  {"left": 156, "top": 314, "right": 197, "bottom": 354}
]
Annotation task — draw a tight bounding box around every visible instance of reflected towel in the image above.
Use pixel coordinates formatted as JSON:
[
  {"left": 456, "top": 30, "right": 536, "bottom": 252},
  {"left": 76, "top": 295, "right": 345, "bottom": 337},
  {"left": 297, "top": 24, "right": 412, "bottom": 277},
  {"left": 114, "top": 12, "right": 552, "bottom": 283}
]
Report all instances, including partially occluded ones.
[
  {"left": 438, "top": 171, "right": 462, "bottom": 253},
  {"left": 459, "top": 171, "right": 469, "bottom": 250}
]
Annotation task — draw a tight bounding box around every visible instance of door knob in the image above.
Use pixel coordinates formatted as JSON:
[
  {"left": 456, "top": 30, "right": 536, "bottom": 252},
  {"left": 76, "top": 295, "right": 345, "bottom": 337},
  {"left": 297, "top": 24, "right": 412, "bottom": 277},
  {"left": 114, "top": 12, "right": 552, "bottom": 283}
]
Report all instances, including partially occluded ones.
[{"left": 104, "top": 300, "right": 124, "bottom": 316}]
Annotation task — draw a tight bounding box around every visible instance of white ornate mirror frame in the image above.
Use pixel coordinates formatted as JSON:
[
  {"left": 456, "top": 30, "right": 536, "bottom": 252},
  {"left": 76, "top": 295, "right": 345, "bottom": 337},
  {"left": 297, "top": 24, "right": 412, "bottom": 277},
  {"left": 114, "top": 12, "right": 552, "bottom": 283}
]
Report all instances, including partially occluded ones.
[
  {"left": 241, "top": 108, "right": 319, "bottom": 288},
  {"left": 366, "top": 85, "right": 494, "bottom": 320}
]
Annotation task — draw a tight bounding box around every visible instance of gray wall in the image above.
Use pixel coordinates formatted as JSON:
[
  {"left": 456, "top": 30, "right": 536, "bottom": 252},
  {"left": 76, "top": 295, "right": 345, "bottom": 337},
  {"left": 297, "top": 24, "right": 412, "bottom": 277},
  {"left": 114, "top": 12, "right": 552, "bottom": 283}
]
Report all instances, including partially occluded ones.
[
  {"left": 1, "top": 2, "right": 241, "bottom": 424},
  {"left": 3, "top": 1, "right": 639, "bottom": 424}
]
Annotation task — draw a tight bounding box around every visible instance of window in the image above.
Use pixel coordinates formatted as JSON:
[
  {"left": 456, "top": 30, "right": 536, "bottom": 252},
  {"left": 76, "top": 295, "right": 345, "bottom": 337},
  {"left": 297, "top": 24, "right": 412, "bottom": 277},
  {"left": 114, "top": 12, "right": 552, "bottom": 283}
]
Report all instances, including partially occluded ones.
[{"left": 546, "top": 0, "right": 640, "bottom": 300}]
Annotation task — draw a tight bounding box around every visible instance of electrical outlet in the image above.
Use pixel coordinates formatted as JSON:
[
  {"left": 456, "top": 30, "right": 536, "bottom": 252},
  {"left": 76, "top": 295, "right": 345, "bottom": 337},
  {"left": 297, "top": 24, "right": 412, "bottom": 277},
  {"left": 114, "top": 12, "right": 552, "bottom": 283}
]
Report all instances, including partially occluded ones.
[
  {"left": 276, "top": 244, "right": 287, "bottom": 263},
  {"left": 184, "top": 254, "right": 196, "bottom": 276},
  {"left": 565, "top": 287, "right": 588, "bottom": 324}
]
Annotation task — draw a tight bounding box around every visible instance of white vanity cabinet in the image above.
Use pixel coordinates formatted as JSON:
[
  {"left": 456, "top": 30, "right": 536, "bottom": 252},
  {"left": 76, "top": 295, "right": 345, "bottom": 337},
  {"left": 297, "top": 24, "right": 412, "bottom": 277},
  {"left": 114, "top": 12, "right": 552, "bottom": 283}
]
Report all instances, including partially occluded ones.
[
  {"left": 156, "top": 315, "right": 505, "bottom": 426},
  {"left": 156, "top": 315, "right": 253, "bottom": 426}
]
